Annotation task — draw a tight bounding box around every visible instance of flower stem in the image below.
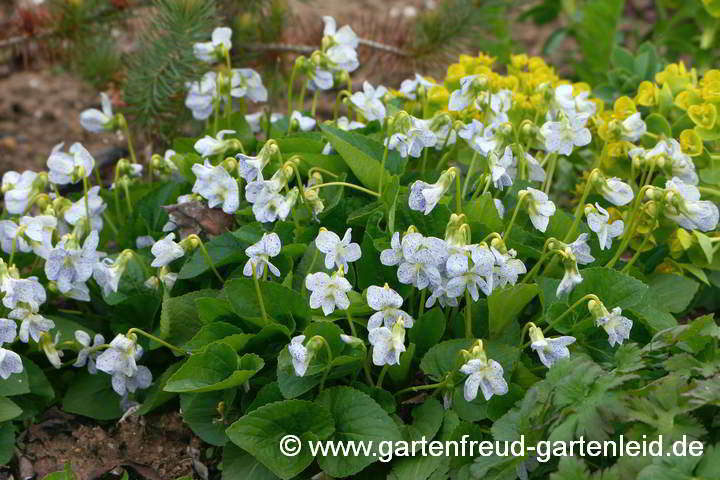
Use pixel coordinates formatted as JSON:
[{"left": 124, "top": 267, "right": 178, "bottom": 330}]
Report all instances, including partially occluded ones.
[
  {"left": 311, "top": 90, "right": 319, "bottom": 117},
  {"left": 287, "top": 62, "right": 299, "bottom": 117},
  {"left": 379, "top": 142, "right": 389, "bottom": 195},
  {"left": 198, "top": 241, "right": 224, "bottom": 283},
  {"left": 418, "top": 290, "right": 426, "bottom": 318},
  {"left": 318, "top": 338, "right": 334, "bottom": 393},
  {"left": 462, "top": 151, "right": 479, "bottom": 198},
  {"left": 503, "top": 193, "right": 527, "bottom": 241},
  {"left": 520, "top": 250, "right": 554, "bottom": 284},
  {"left": 464, "top": 290, "right": 473, "bottom": 338},
  {"left": 306, "top": 182, "right": 380, "bottom": 197},
  {"left": 119, "top": 115, "right": 137, "bottom": 164},
  {"left": 606, "top": 185, "right": 653, "bottom": 268},
  {"left": 455, "top": 170, "right": 463, "bottom": 214},
  {"left": 122, "top": 180, "right": 133, "bottom": 214},
  {"left": 308, "top": 167, "right": 339, "bottom": 179},
  {"left": 127, "top": 328, "right": 188, "bottom": 356},
  {"left": 621, "top": 233, "right": 652, "bottom": 273},
  {"left": 376, "top": 365, "right": 389, "bottom": 389},
  {"left": 563, "top": 169, "right": 597, "bottom": 243},
  {"left": 251, "top": 263, "right": 268, "bottom": 323},
  {"left": 521, "top": 293, "right": 600, "bottom": 347},
  {"left": 395, "top": 381, "right": 446, "bottom": 397}
]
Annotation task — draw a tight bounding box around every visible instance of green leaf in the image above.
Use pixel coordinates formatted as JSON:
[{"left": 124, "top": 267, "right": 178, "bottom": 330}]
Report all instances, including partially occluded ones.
[
  {"left": 319, "top": 124, "right": 405, "bottom": 190},
  {"left": 421, "top": 339, "right": 519, "bottom": 383},
  {"left": 488, "top": 284, "right": 539, "bottom": 338},
  {"left": 0, "top": 397, "right": 22, "bottom": 423},
  {"left": 179, "top": 232, "right": 248, "bottom": 279},
  {"left": 466, "top": 193, "right": 503, "bottom": 233},
  {"left": 0, "top": 422, "right": 14, "bottom": 465},
  {"left": 225, "top": 400, "right": 335, "bottom": 480},
  {"left": 180, "top": 390, "right": 233, "bottom": 446},
  {"left": 420, "top": 339, "right": 472, "bottom": 382},
  {"left": 62, "top": 372, "right": 123, "bottom": 420},
  {"left": 409, "top": 307, "right": 446, "bottom": 357},
  {"left": 647, "top": 274, "right": 699, "bottom": 313},
  {"left": 222, "top": 443, "right": 279, "bottom": 480},
  {"left": 645, "top": 113, "right": 672, "bottom": 137},
  {"left": 183, "top": 322, "right": 246, "bottom": 351},
  {"left": 133, "top": 181, "right": 186, "bottom": 234},
  {"left": 165, "top": 343, "right": 264, "bottom": 393},
  {"left": 315, "top": 387, "right": 403, "bottom": 477},
  {"left": 159, "top": 289, "right": 220, "bottom": 345},
  {"left": 0, "top": 361, "right": 30, "bottom": 397},
  {"left": 223, "top": 278, "right": 310, "bottom": 330}
]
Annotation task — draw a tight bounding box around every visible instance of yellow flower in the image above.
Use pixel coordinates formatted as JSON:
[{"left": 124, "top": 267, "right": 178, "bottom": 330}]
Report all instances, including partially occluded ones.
[
  {"left": 655, "top": 62, "right": 695, "bottom": 94},
  {"left": 635, "top": 81, "right": 657, "bottom": 106},
  {"left": 674, "top": 88, "right": 702, "bottom": 110},
  {"left": 510, "top": 54, "right": 529, "bottom": 70},
  {"left": 688, "top": 103, "right": 718, "bottom": 129},
  {"left": 701, "top": 79, "right": 720, "bottom": 102},
  {"left": 612, "top": 96, "right": 637, "bottom": 120},
  {"left": 679, "top": 129, "right": 704, "bottom": 156}
]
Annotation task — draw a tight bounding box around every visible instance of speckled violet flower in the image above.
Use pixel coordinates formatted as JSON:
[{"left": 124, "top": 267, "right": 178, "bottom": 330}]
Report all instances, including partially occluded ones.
[
  {"left": 110, "top": 366, "right": 152, "bottom": 397},
  {"left": 230, "top": 68, "right": 268, "bottom": 103},
  {"left": 73, "top": 330, "right": 105, "bottom": 374},
  {"left": 0, "top": 274, "right": 46, "bottom": 311},
  {"left": 193, "top": 26, "right": 232, "bottom": 63},
  {"left": 185, "top": 71, "right": 217, "bottom": 120},
  {"left": 64, "top": 185, "right": 107, "bottom": 232},
  {"left": 522, "top": 188, "right": 556, "bottom": 233},
  {"left": 150, "top": 233, "right": 185, "bottom": 268},
  {"left": 11, "top": 308, "right": 55, "bottom": 343},
  {"left": 597, "top": 177, "right": 634, "bottom": 206},
  {"left": 289, "top": 111, "right": 317, "bottom": 132},
  {"left": 540, "top": 112, "right": 591, "bottom": 156},
  {"left": 237, "top": 141, "right": 277, "bottom": 182},
  {"left": 47, "top": 142, "right": 95, "bottom": 185},
  {"left": 315, "top": 228, "right": 362, "bottom": 272},
  {"left": 194, "top": 130, "right": 237, "bottom": 158},
  {"left": 408, "top": 168, "right": 457, "bottom": 215},
  {"left": 664, "top": 177, "right": 719, "bottom": 232},
  {"left": 585, "top": 203, "right": 624, "bottom": 250},
  {"left": 191, "top": 160, "right": 240, "bottom": 214},
  {"left": 350, "top": 81, "right": 387, "bottom": 121},
  {"left": 488, "top": 146, "right": 514, "bottom": 190},
  {"left": 528, "top": 324, "right": 575, "bottom": 368},
  {"left": 96, "top": 333, "right": 143, "bottom": 377},
  {"left": 0, "top": 318, "right": 16, "bottom": 345},
  {"left": 305, "top": 271, "right": 352, "bottom": 315},
  {"left": 459, "top": 341, "right": 508, "bottom": 402},
  {"left": 448, "top": 75, "right": 479, "bottom": 111},
  {"left": 45, "top": 231, "right": 100, "bottom": 295},
  {"left": 288, "top": 335, "right": 310, "bottom": 377},
  {"left": 369, "top": 321, "right": 406, "bottom": 366},
  {"left": 2, "top": 170, "right": 38, "bottom": 215},
  {"left": 0, "top": 347, "right": 23, "bottom": 380},
  {"left": 380, "top": 232, "right": 404, "bottom": 266},
  {"left": 556, "top": 250, "right": 583, "bottom": 298},
  {"left": 568, "top": 233, "right": 595, "bottom": 265},
  {"left": 397, "top": 233, "right": 448, "bottom": 290},
  {"left": 80, "top": 92, "right": 116, "bottom": 133},
  {"left": 366, "top": 284, "right": 413, "bottom": 329},
  {"left": 590, "top": 300, "right": 633, "bottom": 347},
  {"left": 243, "top": 233, "right": 282, "bottom": 278}
]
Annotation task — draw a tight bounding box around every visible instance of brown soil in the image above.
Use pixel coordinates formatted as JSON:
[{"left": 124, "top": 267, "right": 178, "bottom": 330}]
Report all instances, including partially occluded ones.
[
  {"left": 0, "top": 70, "right": 126, "bottom": 175},
  {"left": 17, "top": 409, "right": 204, "bottom": 479}
]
